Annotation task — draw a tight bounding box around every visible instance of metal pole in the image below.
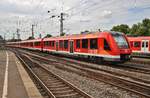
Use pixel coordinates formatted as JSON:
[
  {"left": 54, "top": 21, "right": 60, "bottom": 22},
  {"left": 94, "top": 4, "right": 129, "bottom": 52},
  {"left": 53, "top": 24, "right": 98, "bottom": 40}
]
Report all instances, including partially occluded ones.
[
  {"left": 13, "top": 33, "right": 15, "bottom": 39},
  {"left": 32, "top": 24, "right": 34, "bottom": 38},
  {"left": 4, "top": 33, "right": 5, "bottom": 41},
  {"left": 60, "top": 13, "right": 63, "bottom": 36},
  {"left": 17, "top": 28, "right": 20, "bottom": 40}
]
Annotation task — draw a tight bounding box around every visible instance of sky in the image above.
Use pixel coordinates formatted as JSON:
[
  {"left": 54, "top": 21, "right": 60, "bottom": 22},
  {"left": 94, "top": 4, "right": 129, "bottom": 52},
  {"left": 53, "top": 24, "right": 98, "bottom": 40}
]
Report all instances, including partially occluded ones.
[{"left": 0, "top": 0, "right": 150, "bottom": 40}]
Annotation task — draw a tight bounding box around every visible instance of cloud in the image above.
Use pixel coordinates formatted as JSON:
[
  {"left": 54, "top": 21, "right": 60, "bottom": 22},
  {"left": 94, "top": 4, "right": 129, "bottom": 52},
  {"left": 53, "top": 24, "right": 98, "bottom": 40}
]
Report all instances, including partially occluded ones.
[{"left": 0, "top": 0, "right": 150, "bottom": 39}]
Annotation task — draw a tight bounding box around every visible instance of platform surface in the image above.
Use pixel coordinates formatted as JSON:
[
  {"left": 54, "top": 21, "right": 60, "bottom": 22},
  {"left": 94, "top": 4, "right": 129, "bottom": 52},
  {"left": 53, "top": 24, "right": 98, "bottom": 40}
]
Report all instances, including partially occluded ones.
[{"left": 0, "top": 49, "right": 43, "bottom": 98}]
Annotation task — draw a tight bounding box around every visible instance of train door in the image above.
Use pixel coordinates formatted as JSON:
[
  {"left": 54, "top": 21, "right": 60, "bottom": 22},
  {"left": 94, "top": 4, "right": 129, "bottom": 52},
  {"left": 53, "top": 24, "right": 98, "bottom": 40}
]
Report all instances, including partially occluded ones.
[
  {"left": 141, "top": 40, "right": 149, "bottom": 52},
  {"left": 70, "top": 41, "right": 74, "bottom": 53},
  {"left": 56, "top": 41, "right": 58, "bottom": 51}
]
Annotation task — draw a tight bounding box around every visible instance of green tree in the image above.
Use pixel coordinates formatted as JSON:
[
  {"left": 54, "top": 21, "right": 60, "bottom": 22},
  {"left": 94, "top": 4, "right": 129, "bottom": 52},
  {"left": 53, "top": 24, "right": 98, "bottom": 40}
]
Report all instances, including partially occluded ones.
[
  {"left": 27, "top": 36, "right": 34, "bottom": 40},
  {"left": 130, "top": 18, "right": 150, "bottom": 36},
  {"left": 44, "top": 34, "right": 52, "bottom": 38},
  {"left": 81, "top": 30, "right": 89, "bottom": 34},
  {"left": 60, "top": 32, "right": 65, "bottom": 36},
  {"left": 140, "top": 18, "right": 150, "bottom": 36},
  {"left": 0, "top": 35, "right": 3, "bottom": 40},
  {"left": 111, "top": 24, "right": 130, "bottom": 34},
  {"left": 130, "top": 24, "right": 139, "bottom": 35}
]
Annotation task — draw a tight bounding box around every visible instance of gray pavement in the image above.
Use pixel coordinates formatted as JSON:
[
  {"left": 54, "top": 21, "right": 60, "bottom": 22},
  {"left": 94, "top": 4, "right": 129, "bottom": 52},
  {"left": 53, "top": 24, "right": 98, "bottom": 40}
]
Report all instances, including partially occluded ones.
[
  {"left": 0, "top": 49, "right": 6, "bottom": 98},
  {"left": 0, "top": 49, "right": 42, "bottom": 98},
  {"left": 8, "top": 51, "right": 28, "bottom": 98}
]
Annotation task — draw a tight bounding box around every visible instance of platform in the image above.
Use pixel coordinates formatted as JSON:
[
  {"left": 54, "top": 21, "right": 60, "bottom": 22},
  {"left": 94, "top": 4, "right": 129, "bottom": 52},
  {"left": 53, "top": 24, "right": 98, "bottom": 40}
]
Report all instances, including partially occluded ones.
[{"left": 0, "top": 49, "right": 43, "bottom": 98}]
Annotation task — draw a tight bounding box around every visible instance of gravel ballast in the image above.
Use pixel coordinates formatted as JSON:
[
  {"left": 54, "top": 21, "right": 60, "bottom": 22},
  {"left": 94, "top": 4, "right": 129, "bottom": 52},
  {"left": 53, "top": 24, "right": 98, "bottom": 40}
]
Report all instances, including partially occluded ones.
[{"left": 43, "top": 63, "right": 141, "bottom": 98}]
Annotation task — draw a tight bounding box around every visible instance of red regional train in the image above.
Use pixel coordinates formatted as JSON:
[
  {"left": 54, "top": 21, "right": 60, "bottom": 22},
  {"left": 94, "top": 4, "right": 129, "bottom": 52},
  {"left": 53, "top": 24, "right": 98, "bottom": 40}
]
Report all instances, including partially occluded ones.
[
  {"left": 128, "top": 36, "right": 150, "bottom": 56},
  {"left": 7, "top": 31, "right": 132, "bottom": 62}
]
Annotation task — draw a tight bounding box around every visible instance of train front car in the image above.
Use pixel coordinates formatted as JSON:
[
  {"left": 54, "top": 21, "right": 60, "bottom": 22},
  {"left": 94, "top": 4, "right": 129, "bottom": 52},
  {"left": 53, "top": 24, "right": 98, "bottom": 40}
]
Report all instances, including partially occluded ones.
[{"left": 104, "top": 31, "right": 132, "bottom": 62}]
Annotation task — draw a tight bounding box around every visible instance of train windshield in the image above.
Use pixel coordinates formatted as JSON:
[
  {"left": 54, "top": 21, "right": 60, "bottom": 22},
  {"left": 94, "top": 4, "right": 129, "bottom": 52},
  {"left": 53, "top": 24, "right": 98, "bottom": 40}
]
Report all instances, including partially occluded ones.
[{"left": 112, "top": 34, "right": 129, "bottom": 49}]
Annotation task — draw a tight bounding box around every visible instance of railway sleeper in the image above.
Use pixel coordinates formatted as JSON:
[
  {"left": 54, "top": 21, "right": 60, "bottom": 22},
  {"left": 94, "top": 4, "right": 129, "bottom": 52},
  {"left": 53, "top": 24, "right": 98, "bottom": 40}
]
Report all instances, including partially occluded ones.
[
  {"left": 46, "top": 79, "right": 60, "bottom": 83},
  {"left": 55, "top": 92, "right": 79, "bottom": 98},
  {"left": 46, "top": 81, "right": 63, "bottom": 85},
  {"left": 45, "top": 82, "right": 64, "bottom": 86},
  {"left": 46, "top": 82, "right": 64, "bottom": 86},
  {"left": 50, "top": 88, "right": 73, "bottom": 93},
  {"left": 50, "top": 87, "right": 70, "bottom": 91},
  {"left": 47, "top": 84, "right": 67, "bottom": 88},
  {"left": 52, "top": 89, "right": 75, "bottom": 95}
]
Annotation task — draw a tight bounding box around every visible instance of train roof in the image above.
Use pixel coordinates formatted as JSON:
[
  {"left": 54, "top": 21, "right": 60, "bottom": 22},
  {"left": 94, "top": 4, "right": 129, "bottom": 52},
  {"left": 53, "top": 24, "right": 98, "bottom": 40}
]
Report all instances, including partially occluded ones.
[
  {"left": 20, "top": 38, "right": 42, "bottom": 43},
  {"left": 43, "top": 31, "right": 123, "bottom": 41},
  {"left": 128, "top": 36, "right": 150, "bottom": 41},
  {"left": 43, "top": 32, "right": 101, "bottom": 41},
  {"left": 6, "top": 38, "right": 42, "bottom": 44},
  {"left": 7, "top": 31, "right": 125, "bottom": 43}
]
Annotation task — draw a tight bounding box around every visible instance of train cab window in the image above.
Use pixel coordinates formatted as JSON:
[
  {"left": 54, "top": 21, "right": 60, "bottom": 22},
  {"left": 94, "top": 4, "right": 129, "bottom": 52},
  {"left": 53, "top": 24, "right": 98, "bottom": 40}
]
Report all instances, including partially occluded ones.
[
  {"left": 133, "top": 42, "right": 140, "bottom": 47},
  {"left": 64, "top": 40, "right": 68, "bottom": 49},
  {"left": 59, "top": 40, "right": 63, "bottom": 48},
  {"left": 82, "top": 39, "right": 88, "bottom": 49},
  {"left": 112, "top": 33, "right": 129, "bottom": 48},
  {"left": 76, "top": 40, "right": 80, "bottom": 48},
  {"left": 90, "top": 38, "right": 98, "bottom": 49},
  {"left": 104, "top": 39, "right": 111, "bottom": 51}
]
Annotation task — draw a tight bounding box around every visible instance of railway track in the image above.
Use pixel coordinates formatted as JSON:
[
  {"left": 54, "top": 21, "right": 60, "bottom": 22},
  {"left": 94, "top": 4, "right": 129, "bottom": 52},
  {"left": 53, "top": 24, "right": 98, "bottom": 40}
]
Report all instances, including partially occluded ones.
[
  {"left": 130, "top": 58, "right": 150, "bottom": 67},
  {"left": 16, "top": 52, "right": 93, "bottom": 98},
  {"left": 18, "top": 49, "right": 150, "bottom": 80},
  {"left": 115, "top": 63, "right": 150, "bottom": 74},
  {"left": 14, "top": 49, "right": 150, "bottom": 98},
  {"left": 18, "top": 48, "right": 150, "bottom": 74},
  {"left": 132, "top": 54, "right": 150, "bottom": 59}
]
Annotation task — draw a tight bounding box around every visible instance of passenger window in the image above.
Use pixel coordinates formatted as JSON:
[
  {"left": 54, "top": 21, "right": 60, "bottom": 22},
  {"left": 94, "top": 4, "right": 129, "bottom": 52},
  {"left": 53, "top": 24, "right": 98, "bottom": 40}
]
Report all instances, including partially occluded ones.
[
  {"left": 134, "top": 42, "right": 140, "bottom": 47},
  {"left": 35, "top": 42, "right": 40, "bottom": 46},
  {"left": 64, "top": 40, "right": 68, "bottom": 49},
  {"left": 104, "top": 39, "right": 111, "bottom": 51},
  {"left": 49, "top": 41, "right": 51, "bottom": 46},
  {"left": 52, "top": 41, "right": 55, "bottom": 47},
  {"left": 142, "top": 42, "right": 144, "bottom": 47},
  {"left": 82, "top": 39, "right": 88, "bottom": 49},
  {"left": 59, "top": 40, "right": 63, "bottom": 48},
  {"left": 30, "top": 43, "right": 33, "bottom": 47},
  {"left": 90, "top": 38, "right": 98, "bottom": 49},
  {"left": 146, "top": 42, "right": 148, "bottom": 47},
  {"left": 76, "top": 40, "right": 80, "bottom": 48},
  {"left": 44, "top": 41, "right": 50, "bottom": 46}
]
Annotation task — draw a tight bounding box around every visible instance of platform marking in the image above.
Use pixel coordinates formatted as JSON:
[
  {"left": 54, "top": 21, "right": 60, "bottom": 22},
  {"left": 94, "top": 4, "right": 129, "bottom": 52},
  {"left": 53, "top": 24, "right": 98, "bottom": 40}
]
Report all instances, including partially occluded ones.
[{"left": 2, "top": 51, "right": 9, "bottom": 98}]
